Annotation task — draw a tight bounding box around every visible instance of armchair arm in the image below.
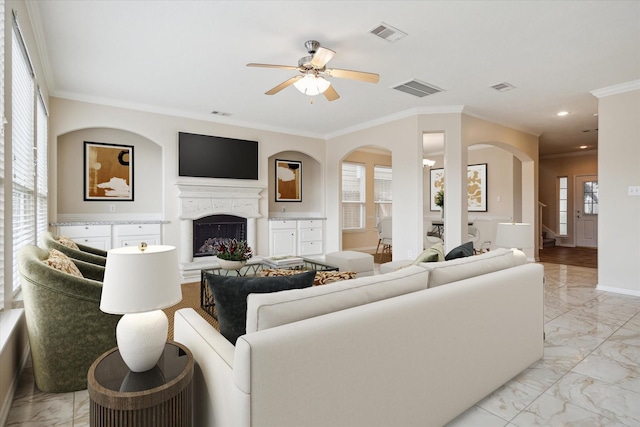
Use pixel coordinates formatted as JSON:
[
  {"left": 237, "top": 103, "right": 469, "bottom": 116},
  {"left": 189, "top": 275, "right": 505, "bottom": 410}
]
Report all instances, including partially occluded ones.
[
  {"left": 74, "top": 258, "right": 105, "bottom": 282},
  {"left": 76, "top": 242, "right": 108, "bottom": 257}
]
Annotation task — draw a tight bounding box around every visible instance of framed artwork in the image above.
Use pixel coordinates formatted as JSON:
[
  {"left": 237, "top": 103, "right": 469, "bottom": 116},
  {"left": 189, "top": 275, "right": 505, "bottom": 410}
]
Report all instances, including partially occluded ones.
[
  {"left": 275, "top": 159, "right": 302, "bottom": 202},
  {"left": 430, "top": 163, "right": 487, "bottom": 212},
  {"left": 84, "top": 141, "right": 134, "bottom": 201}
]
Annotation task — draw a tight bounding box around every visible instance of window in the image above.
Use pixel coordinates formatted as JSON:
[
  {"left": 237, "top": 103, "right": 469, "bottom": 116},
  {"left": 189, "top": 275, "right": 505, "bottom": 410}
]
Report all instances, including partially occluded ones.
[
  {"left": 558, "top": 176, "right": 567, "bottom": 235},
  {"left": 0, "top": 3, "right": 4, "bottom": 310},
  {"left": 341, "top": 162, "right": 365, "bottom": 230},
  {"left": 9, "top": 16, "right": 47, "bottom": 304},
  {"left": 36, "top": 94, "right": 48, "bottom": 243},
  {"left": 583, "top": 180, "right": 599, "bottom": 214},
  {"left": 374, "top": 165, "right": 392, "bottom": 222}
]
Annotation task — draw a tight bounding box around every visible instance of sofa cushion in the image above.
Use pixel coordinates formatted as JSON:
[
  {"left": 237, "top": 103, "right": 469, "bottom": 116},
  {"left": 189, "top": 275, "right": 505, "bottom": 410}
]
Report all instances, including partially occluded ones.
[
  {"left": 444, "top": 241, "right": 474, "bottom": 261},
  {"left": 246, "top": 265, "right": 429, "bottom": 334},
  {"left": 206, "top": 270, "right": 315, "bottom": 344},
  {"left": 43, "top": 249, "right": 83, "bottom": 278},
  {"left": 421, "top": 248, "right": 526, "bottom": 288},
  {"left": 258, "top": 269, "right": 357, "bottom": 286}
]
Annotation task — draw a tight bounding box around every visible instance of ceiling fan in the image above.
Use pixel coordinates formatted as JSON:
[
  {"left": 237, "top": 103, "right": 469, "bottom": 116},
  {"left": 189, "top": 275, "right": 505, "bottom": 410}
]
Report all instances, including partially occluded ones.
[{"left": 247, "top": 40, "right": 379, "bottom": 102}]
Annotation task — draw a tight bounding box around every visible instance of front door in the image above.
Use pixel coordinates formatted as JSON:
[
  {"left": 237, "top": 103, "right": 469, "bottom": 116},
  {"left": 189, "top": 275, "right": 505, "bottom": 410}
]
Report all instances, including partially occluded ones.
[{"left": 575, "top": 175, "right": 598, "bottom": 248}]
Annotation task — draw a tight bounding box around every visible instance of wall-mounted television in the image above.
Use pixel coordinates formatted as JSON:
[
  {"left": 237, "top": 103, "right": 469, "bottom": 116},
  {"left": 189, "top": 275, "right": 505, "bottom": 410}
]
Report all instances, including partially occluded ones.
[{"left": 178, "top": 132, "right": 258, "bottom": 180}]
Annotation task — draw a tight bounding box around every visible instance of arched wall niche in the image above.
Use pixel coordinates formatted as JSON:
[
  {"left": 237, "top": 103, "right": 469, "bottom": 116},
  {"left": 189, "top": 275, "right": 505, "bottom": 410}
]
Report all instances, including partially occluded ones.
[
  {"left": 340, "top": 145, "right": 392, "bottom": 253},
  {"left": 267, "top": 150, "right": 323, "bottom": 217},
  {"left": 56, "top": 127, "right": 163, "bottom": 216}
]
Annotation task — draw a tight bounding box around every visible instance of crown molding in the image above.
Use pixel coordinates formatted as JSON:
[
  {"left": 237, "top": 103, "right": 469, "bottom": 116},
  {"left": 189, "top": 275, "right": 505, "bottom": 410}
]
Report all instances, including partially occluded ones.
[{"left": 591, "top": 80, "right": 640, "bottom": 98}]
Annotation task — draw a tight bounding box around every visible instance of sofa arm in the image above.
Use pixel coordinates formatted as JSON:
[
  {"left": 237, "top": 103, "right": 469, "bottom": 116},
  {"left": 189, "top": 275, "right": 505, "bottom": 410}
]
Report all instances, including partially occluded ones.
[{"left": 174, "top": 309, "right": 248, "bottom": 427}]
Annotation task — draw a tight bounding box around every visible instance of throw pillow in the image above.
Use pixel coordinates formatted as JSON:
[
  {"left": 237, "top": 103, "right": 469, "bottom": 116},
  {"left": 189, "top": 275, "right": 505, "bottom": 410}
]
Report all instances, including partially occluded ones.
[
  {"left": 259, "top": 269, "right": 356, "bottom": 286},
  {"left": 314, "top": 270, "right": 357, "bottom": 285},
  {"left": 43, "top": 249, "right": 83, "bottom": 278},
  {"left": 412, "top": 242, "right": 445, "bottom": 265},
  {"left": 444, "top": 241, "right": 475, "bottom": 261},
  {"left": 206, "top": 270, "right": 316, "bottom": 344},
  {"left": 58, "top": 235, "right": 80, "bottom": 250}
]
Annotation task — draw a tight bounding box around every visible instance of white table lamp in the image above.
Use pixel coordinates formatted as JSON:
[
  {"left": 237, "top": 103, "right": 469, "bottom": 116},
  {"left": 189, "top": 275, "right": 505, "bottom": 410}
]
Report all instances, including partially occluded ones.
[
  {"left": 101, "top": 244, "right": 182, "bottom": 372},
  {"left": 495, "top": 222, "right": 533, "bottom": 250}
]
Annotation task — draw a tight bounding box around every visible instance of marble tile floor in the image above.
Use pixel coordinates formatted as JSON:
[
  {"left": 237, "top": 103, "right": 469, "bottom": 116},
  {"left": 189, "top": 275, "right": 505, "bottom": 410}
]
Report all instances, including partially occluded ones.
[{"left": 6, "top": 262, "right": 640, "bottom": 426}]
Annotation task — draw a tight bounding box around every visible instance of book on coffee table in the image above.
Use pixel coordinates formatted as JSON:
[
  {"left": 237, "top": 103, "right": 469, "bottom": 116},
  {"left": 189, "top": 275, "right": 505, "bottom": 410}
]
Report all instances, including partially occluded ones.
[{"left": 262, "top": 255, "right": 304, "bottom": 268}]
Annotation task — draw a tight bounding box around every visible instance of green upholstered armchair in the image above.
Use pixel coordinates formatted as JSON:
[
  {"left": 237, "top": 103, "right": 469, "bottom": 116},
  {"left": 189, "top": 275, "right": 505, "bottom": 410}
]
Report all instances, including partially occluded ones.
[
  {"left": 17, "top": 245, "right": 121, "bottom": 392},
  {"left": 40, "top": 231, "right": 107, "bottom": 266}
]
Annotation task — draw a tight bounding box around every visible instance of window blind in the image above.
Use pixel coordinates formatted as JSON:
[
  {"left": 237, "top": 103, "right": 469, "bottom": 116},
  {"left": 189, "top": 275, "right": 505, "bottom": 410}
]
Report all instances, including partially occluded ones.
[
  {"left": 12, "top": 23, "right": 36, "bottom": 293},
  {"left": 342, "top": 162, "right": 365, "bottom": 229},
  {"left": 36, "top": 94, "right": 48, "bottom": 244}
]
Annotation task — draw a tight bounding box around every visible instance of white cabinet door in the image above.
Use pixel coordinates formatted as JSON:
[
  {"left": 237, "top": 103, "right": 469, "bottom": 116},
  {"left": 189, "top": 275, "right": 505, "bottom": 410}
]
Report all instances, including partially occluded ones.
[
  {"left": 113, "top": 224, "right": 161, "bottom": 248},
  {"left": 58, "top": 225, "right": 111, "bottom": 251},
  {"left": 270, "top": 228, "right": 297, "bottom": 257}
]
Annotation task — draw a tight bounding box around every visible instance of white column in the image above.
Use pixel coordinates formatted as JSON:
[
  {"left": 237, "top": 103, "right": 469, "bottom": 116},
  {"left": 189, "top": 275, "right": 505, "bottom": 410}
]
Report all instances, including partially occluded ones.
[
  {"left": 180, "top": 219, "right": 193, "bottom": 263},
  {"left": 247, "top": 218, "right": 257, "bottom": 252}
]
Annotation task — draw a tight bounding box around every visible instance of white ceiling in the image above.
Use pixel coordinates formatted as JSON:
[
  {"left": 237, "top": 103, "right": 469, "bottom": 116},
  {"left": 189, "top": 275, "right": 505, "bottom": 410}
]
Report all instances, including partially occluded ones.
[{"left": 29, "top": 1, "right": 640, "bottom": 156}]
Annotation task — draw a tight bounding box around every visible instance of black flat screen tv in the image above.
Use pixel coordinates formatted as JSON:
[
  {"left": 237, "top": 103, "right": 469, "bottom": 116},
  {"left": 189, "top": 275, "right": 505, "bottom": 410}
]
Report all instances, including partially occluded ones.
[{"left": 178, "top": 132, "right": 258, "bottom": 180}]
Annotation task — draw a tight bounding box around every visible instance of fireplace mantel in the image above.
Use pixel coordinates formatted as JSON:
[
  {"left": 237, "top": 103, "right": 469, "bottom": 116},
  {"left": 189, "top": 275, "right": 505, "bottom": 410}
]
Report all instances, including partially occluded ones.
[
  {"left": 177, "top": 183, "right": 264, "bottom": 220},
  {"left": 176, "top": 183, "right": 266, "bottom": 282}
]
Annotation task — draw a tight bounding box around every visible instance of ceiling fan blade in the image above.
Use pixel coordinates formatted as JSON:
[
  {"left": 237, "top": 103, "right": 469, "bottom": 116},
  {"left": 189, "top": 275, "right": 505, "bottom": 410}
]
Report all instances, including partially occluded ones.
[
  {"left": 326, "top": 68, "right": 380, "bottom": 84},
  {"left": 310, "top": 47, "right": 335, "bottom": 68},
  {"left": 265, "top": 76, "right": 302, "bottom": 95},
  {"left": 247, "top": 63, "right": 299, "bottom": 71},
  {"left": 323, "top": 84, "right": 340, "bottom": 101}
]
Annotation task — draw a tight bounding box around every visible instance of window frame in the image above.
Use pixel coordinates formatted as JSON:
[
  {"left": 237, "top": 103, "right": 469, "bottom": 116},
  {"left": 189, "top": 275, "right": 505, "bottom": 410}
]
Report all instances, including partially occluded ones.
[{"left": 341, "top": 162, "right": 366, "bottom": 231}]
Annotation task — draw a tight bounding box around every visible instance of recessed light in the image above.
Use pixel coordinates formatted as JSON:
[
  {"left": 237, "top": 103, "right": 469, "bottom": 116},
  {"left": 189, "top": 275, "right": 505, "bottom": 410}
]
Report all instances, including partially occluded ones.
[
  {"left": 556, "top": 111, "right": 570, "bottom": 117},
  {"left": 579, "top": 145, "right": 588, "bottom": 149}
]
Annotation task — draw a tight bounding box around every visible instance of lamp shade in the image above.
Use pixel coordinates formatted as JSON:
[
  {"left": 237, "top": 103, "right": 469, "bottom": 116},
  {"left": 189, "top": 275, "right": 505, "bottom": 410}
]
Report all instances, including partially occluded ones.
[
  {"left": 495, "top": 223, "right": 533, "bottom": 250},
  {"left": 294, "top": 74, "right": 330, "bottom": 96},
  {"left": 101, "top": 245, "right": 182, "bottom": 314}
]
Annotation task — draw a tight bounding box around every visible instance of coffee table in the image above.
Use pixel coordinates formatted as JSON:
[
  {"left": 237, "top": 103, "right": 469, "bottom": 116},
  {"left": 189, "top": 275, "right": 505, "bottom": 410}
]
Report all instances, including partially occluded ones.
[{"left": 200, "top": 258, "right": 339, "bottom": 320}]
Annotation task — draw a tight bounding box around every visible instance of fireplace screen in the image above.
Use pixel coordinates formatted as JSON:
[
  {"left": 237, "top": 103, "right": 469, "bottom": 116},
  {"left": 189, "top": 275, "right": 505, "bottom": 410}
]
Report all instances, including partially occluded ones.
[{"left": 193, "top": 215, "right": 247, "bottom": 257}]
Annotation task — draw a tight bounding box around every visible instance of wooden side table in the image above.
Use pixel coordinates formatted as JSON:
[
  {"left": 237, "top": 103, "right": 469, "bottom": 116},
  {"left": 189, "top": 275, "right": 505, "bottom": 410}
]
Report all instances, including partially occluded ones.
[{"left": 88, "top": 341, "right": 193, "bottom": 427}]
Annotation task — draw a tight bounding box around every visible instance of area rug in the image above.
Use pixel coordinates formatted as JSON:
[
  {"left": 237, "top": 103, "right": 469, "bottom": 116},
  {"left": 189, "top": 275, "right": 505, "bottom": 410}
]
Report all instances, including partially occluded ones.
[{"left": 163, "top": 281, "right": 219, "bottom": 340}]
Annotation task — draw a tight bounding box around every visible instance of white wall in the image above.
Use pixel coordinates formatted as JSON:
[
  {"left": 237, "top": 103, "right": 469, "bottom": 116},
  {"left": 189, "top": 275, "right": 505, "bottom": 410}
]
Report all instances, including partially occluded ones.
[
  {"left": 48, "top": 97, "right": 326, "bottom": 259},
  {"left": 56, "top": 128, "right": 162, "bottom": 215},
  {"left": 594, "top": 83, "right": 640, "bottom": 295},
  {"left": 423, "top": 146, "right": 516, "bottom": 220},
  {"left": 327, "top": 111, "right": 538, "bottom": 260}
]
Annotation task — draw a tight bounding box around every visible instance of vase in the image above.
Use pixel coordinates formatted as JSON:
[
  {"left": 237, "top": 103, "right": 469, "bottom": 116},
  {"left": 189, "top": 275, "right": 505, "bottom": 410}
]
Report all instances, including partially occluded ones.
[
  {"left": 217, "top": 259, "right": 247, "bottom": 270},
  {"left": 440, "top": 207, "right": 444, "bottom": 219}
]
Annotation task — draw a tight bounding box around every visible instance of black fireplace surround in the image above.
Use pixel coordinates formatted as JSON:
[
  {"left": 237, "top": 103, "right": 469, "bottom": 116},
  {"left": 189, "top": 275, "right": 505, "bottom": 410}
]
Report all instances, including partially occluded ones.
[{"left": 193, "top": 214, "right": 247, "bottom": 257}]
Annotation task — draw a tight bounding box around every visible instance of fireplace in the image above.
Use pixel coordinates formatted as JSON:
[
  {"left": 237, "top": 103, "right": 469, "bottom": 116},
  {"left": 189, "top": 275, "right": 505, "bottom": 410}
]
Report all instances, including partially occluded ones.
[
  {"left": 177, "top": 183, "right": 264, "bottom": 282},
  {"left": 193, "top": 214, "right": 247, "bottom": 257}
]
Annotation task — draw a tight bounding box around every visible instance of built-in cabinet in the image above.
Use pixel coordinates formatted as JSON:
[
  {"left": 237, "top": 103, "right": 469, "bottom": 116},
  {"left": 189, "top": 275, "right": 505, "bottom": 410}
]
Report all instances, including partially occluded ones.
[
  {"left": 268, "top": 219, "right": 324, "bottom": 257},
  {"left": 57, "top": 225, "right": 112, "bottom": 250},
  {"left": 112, "top": 224, "right": 161, "bottom": 248},
  {"left": 57, "top": 223, "right": 162, "bottom": 251}
]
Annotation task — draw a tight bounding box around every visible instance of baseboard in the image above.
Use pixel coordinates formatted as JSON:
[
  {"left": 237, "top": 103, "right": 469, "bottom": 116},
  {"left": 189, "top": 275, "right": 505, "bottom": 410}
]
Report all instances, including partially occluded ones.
[{"left": 595, "top": 284, "right": 640, "bottom": 297}]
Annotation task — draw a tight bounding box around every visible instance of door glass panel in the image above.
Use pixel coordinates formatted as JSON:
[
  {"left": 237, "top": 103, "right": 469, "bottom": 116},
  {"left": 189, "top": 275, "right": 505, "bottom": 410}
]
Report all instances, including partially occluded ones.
[{"left": 583, "top": 181, "right": 598, "bottom": 215}]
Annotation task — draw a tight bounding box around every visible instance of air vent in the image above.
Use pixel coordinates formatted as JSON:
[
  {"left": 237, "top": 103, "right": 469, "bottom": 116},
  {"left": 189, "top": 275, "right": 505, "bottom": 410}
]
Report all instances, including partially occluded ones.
[
  {"left": 211, "top": 110, "right": 231, "bottom": 116},
  {"left": 490, "top": 82, "right": 516, "bottom": 92},
  {"left": 370, "top": 22, "right": 407, "bottom": 42},
  {"left": 392, "top": 79, "right": 443, "bottom": 98}
]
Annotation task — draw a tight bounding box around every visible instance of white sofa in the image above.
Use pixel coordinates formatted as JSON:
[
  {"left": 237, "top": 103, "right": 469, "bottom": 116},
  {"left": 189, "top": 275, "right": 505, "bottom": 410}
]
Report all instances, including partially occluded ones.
[{"left": 174, "top": 249, "right": 544, "bottom": 427}]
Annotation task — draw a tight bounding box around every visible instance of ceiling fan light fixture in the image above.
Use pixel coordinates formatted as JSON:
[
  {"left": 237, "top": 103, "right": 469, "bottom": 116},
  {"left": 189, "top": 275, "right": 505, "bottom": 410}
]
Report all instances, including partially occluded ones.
[{"left": 294, "top": 74, "right": 330, "bottom": 96}]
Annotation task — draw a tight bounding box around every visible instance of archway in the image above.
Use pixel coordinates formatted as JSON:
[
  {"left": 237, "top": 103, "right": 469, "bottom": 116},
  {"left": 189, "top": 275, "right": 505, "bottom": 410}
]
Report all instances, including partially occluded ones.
[{"left": 339, "top": 145, "right": 392, "bottom": 260}]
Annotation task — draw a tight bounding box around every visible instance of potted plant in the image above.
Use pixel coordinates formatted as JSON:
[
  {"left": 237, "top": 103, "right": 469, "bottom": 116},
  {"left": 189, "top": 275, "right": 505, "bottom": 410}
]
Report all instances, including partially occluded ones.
[
  {"left": 214, "top": 238, "right": 253, "bottom": 270},
  {"left": 435, "top": 190, "right": 444, "bottom": 218}
]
